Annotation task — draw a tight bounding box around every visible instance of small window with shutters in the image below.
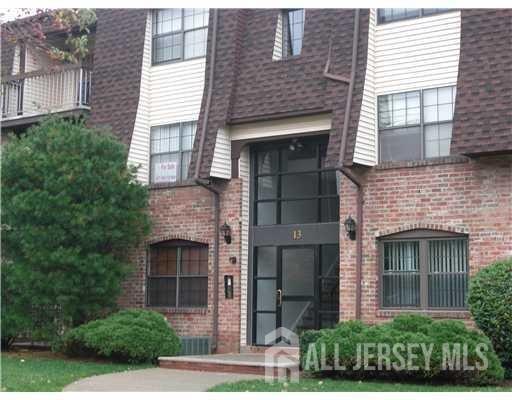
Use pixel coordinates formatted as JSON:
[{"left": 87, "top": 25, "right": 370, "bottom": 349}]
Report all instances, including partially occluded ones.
[{"left": 379, "top": 230, "right": 469, "bottom": 310}]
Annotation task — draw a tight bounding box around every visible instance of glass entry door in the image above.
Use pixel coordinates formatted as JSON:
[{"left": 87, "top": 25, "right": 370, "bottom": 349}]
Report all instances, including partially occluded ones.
[
  {"left": 253, "top": 244, "right": 339, "bottom": 345},
  {"left": 251, "top": 136, "right": 340, "bottom": 346}
]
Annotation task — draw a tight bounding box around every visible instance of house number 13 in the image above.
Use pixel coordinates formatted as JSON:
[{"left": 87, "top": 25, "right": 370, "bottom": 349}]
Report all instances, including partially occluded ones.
[{"left": 292, "top": 229, "right": 303, "bottom": 240}]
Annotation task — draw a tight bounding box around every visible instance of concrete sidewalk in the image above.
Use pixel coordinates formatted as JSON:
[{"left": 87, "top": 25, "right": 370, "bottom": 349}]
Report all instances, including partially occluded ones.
[{"left": 63, "top": 367, "right": 259, "bottom": 392}]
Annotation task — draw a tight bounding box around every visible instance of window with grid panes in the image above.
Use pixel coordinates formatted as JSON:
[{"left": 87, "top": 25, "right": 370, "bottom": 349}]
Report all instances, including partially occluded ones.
[
  {"left": 282, "top": 9, "right": 305, "bottom": 57},
  {"left": 377, "top": 9, "right": 452, "bottom": 24},
  {"left": 152, "top": 9, "right": 209, "bottom": 64},
  {"left": 150, "top": 121, "right": 195, "bottom": 184},
  {"left": 378, "top": 86, "right": 456, "bottom": 162},
  {"left": 147, "top": 241, "right": 208, "bottom": 308},
  {"left": 380, "top": 232, "right": 468, "bottom": 309}
]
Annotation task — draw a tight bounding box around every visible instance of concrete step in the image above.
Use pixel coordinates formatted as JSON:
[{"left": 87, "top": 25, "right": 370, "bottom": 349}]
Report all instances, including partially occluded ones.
[{"left": 158, "top": 353, "right": 299, "bottom": 376}]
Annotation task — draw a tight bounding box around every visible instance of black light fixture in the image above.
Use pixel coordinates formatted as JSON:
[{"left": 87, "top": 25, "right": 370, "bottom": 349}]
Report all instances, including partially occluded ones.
[
  {"left": 220, "top": 222, "right": 232, "bottom": 244},
  {"left": 344, "top": 216, "right": 356, "bottom": 241}
]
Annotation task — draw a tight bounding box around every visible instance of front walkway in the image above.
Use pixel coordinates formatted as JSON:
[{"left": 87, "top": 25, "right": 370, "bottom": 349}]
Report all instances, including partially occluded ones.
[{"left": 64, "top": 367, "right": 259, "bottom": 392}]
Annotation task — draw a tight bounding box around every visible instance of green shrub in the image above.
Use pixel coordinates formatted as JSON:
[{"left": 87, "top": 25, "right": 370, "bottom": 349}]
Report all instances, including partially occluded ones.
[
  {"left": 301, "top": 314, "right": 504, "bottom": 385},
  {"left": 468, "top": 258, "right": 512, "bottom": 377},
  {"left": 60, "top": 309, "right": 180, "bottom": 363}
]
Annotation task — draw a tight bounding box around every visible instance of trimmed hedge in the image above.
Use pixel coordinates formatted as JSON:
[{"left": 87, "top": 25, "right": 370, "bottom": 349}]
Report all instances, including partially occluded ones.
[
  {"left": 60, "top": 309, "right": 180, "bottom": 363},
  {"left": 468, "top": 258, "right": 512, "bottom": 377},
  {"left": 300, "top": 314, "right": 504, "bottom": 385}
]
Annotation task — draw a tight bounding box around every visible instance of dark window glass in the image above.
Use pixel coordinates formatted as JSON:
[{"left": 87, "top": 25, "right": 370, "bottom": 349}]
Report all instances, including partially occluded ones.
[
  {"left": 428, "top": 239, "right": 468, "bottom": 308},
  {"left": 256, "top": 247, "right": 277, "bottom": 277},
  {"left": 281, "top": 173, "right": 318, "bottom": 198},
  {"left": 147, "top": 241, "right": 208, "bottom": 308},
  {"left": 378, "top": 86, "right": 456, "bottom": 162},
  {"left": 377, "top": 8, "right": 452, "bottom": 24},
  {"left": 282, "top": 9, "right": 305, "bottom": 57},
  {"left": 382, "top": 241, "right": 420, "bottom": 307},
  {"left": 150, "top": 121, "right": 196, "bottom": 184},
  {"left": 257, "top": 202, "right": 276, "bottom": 226},
  {"left": 380, "top": 235, "right": 468, "bottom": 310},
  {"left": 152, "top": 9, "right": 209, "bottom": 64},
  {"left": 254, "top": 137, "right": 338, "bottom": 225},
  {"left": 281, "top": 199, "right": 317, "bottom": 224}
]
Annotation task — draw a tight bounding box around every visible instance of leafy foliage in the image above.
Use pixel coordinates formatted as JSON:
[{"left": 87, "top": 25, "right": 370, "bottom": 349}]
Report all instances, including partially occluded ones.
[
  {"left": 1, "top": 118, "right": 150, "bottom": 344},
  {"left": 468, "top": 258, "right": 512, "bottom": 377},
  {"left": 300, "top": 314, "right": 504, "bottom": 385},
  {"left": 60, "top": 309, "right": 181, "bottom": 363}
]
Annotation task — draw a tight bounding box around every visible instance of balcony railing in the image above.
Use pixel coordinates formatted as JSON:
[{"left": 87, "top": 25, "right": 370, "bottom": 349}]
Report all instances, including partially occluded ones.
[{"left": 1, "top": 65, "right": 91, "bottom": 120}]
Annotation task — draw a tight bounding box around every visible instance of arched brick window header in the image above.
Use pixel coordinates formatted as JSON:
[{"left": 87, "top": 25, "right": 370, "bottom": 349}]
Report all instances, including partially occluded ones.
[
  {"left": 375, "top": 223, "right": 468, "bottom": 238},
  {"left": 378, "top": 228, "right": 468, "bottom": 241}
]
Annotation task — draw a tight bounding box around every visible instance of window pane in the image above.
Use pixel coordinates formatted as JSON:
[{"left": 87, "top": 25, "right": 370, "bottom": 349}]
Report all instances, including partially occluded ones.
[
  {"left": 281, "top": 199, "right": 317, "bottom": 224},
  {"left": 153, "top": 9, "right": 182, "bottom": 35},
  {"left": 151, "top": 246, "right": 178, "bottom": 275},
  {"left": 382, "top": 241, "right": 420, "bottom": 307},
  {"left": 257, "top": 202, "right": 276, "bottom": 225},
  {"left": 319, "top": 279, "right": 339, "bottom": 311},
  {"left": 425, "top": 123, "right": 452, "bottom": 158},
  {"left": 423, "top": 88, "right": 437, "bottom": 106},
  {"left": 428, "top": 239, "right": 468, "bottom": 308},
  {"left": 256, "top": 280, "right": 276, "bottom": 311},
  {"left": 153, "top": 33, "right": 182, "bottom": 63},
  {"left": 257, "top": 176, "right": 277, "bottom": 200},
  {"left": 380, "top": 126, "right": 421, "bottom": 162},
  {"left": 179, "top": 277, "right": 207, "bottom": 307},
  {"left": 147, "top": 277, "right": 176, "bottom": 307},
  {"left": 256, "top": 313, "right": 276, "bottom": 345},
  {"left": 181, "top": 246, "right": 208, "bottom": 275},
  {"left": 151, "top": 153, "right": 180, "bottom": 184},
  {"left": 286, "top": 9, "right": 305, "bottom": 56},
  {"left": 281, "top": 173, "right": 318, "bottom": 198},
  {"left": 151, "top": 124, "right": 180, "bottom": 154},
  {"left": 320, "top": 171, "right": 337, "bottom": 195},
  {"left": 281, "top": 142, "right": 317, "bottom": 172},
  {"left": 320, "top": 198, "right": 339, "bottom": 222},
  {"left": 256, "top": 247, "right": 277, "bottom": 277},
  {"left": 257, "top": 150, "right": 278, "bottom": 175},
  {"left": 184, "top": 8, "right": 209, "bottom": 30},
  {"left": 321, "top": 244, "right": 339, "bottom": 277},
  {"left": 184, "top": 27, "right": 207, "bottom": 59},
  {"left": 181, "top": 151, "right": 191, "bottom": 181},
  {"left": 181, "top": 121, "right": 196, "bottom": 151},
  {"left": 282, "top": 248, "right": 315, "bottom": 296}
]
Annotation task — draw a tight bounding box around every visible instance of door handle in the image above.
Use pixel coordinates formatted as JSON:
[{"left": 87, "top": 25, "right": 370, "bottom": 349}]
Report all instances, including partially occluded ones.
[{"left": 277, "top": 289, "right": 282, "bottom": 306}]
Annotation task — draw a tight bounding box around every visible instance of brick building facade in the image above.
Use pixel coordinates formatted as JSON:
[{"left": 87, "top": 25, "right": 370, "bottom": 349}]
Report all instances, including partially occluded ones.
[{"left": 2, "top": 8, "right": 511, "bottom": 354}]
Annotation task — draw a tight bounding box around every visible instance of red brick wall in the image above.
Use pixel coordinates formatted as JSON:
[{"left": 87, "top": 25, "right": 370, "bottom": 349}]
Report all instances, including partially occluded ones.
[
  {"left": 118, "top": 180, "right": 243, "bottom": 353},
  {"left": 339, "top": 156, "right": 512, "bottom": 324}
]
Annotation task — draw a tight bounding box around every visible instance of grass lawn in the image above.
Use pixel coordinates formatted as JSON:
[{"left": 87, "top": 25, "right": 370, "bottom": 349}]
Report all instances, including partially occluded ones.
[
  {"left": 209, "top": 378, "right": 512, "bottom": 392},
  {"left": 1, "top": 351, "right": 153, "bottom": 392}
]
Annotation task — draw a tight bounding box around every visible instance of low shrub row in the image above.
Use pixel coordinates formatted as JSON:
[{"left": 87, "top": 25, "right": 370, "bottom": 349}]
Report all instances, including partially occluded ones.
[
  {"left": 300, "top": 314, "right": 504, "bottom": 386},
  {"left": 59, "top": 309, "right": 180, "bottom": 363}
]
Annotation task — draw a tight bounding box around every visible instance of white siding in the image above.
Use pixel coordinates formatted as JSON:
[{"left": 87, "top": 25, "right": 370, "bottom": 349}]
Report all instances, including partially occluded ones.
[
  {"left": 374, "top": 10, "right": 461, "bottom": 95},
  {"left": 239, "top": 147, "right": 250, "bottom": 347},
  {"left": 150, "top": 58, "right": 206, "bottom": 127},
  {"left": 272, "top": 12, "right": 283, "bottom": 61},
  {"left": 127, "top": 11, "right": 207, "bottom": 183},
  {"left": 210, "top": 127, "right": 232, "bottom": 179},
  {"left": 230, "top": 113, "right": 331, "bottom": 141},
  {"left": 127, "top": 13, "right": 152, "bottom": 183},
  {"left": 353, "top": 9, "right": 377, "bottom": 166}
]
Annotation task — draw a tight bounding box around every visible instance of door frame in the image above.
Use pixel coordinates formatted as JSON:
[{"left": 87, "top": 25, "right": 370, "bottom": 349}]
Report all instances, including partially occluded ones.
[{"left": 246, "top": 136, "right": 340, "bottom": 346}]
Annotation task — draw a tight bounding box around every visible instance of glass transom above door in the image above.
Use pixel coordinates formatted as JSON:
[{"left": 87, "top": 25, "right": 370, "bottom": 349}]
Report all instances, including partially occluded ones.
[{"left": 254, "top": 137, "right": 339, "bottom": 226}]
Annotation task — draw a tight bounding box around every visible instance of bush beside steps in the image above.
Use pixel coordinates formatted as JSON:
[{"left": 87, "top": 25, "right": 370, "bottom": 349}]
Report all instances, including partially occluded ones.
[
  {"left": 300, "top": 314, "right": 505, "bottom": 386},
  {"left": 60, "top": 309, "right": 180, "bottom": 363}
]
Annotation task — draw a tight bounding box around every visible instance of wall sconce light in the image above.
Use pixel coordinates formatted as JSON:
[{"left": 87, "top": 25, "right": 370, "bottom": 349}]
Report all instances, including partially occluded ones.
[
  {"left": 343, "top": 215, "right": 356, "bottom": 241},
  {"left": 220, "top": 222, "right": 232, "bottom": 244}
]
